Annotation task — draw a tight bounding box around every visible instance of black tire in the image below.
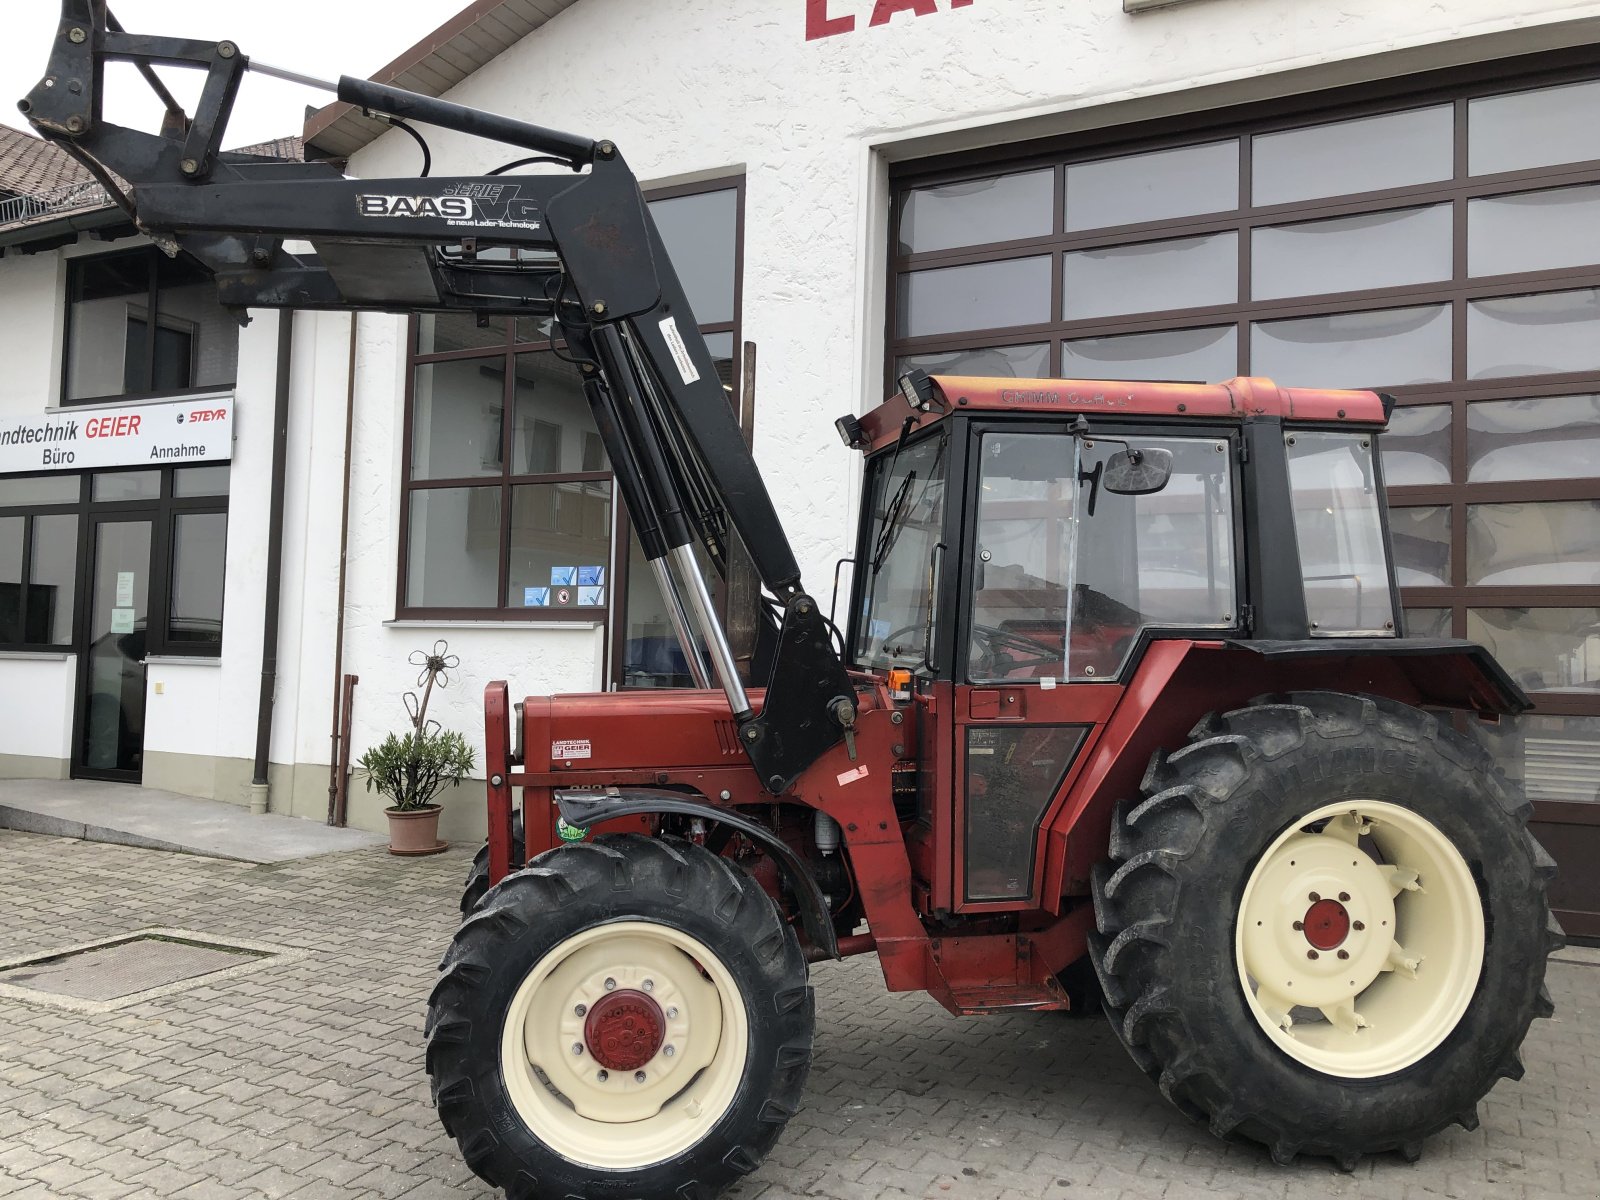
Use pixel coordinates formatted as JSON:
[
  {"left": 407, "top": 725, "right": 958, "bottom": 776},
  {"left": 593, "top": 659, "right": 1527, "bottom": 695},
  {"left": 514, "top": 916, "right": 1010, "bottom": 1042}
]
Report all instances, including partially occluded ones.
[
  {"left": 427, "top": 834, "right": 813, "bottom": 1200},
  {"left": 460, "top": 810, "right": 525, "bottom": 915},
  {"left": 1088, "top": 691, "right": 1561, "bottom": 1169}
]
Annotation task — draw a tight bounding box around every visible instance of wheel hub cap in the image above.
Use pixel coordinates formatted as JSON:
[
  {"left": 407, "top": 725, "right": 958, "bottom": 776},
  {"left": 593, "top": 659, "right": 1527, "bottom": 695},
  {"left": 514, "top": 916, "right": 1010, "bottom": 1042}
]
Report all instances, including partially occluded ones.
[
  {"left": 584, "top": 990, "right": 665, "bottom": 1072},
  {"left": 1302, "top": 897, "right": 1350, "bottom": 951}
]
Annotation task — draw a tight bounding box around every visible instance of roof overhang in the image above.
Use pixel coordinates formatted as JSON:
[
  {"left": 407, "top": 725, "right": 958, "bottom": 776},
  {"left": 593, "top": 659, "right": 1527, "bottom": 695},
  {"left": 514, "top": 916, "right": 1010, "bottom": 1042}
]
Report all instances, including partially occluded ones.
[{"left": 303, "top": 0, "right": 585, "bottom": 161}]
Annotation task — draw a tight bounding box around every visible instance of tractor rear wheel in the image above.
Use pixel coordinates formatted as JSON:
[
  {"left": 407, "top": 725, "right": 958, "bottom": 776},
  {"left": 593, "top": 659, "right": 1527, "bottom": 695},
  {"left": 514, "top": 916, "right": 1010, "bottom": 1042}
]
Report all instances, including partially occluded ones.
[
  {"left": 427, "top": 834, "right": 813, "bottom": 1200},
  {"left": 1089, "top": 692, "right": 1560, "bottom": 1169},
  {"left": 460, "top": 810, "right": 524, "bottom": 914}
]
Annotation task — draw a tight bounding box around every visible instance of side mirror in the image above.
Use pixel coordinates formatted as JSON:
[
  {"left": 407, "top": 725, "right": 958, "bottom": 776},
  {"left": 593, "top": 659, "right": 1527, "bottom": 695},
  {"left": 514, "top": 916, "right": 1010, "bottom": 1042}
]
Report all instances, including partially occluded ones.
[{"left": 1102, "top": 447, "right": 1173, "bottom": 496}]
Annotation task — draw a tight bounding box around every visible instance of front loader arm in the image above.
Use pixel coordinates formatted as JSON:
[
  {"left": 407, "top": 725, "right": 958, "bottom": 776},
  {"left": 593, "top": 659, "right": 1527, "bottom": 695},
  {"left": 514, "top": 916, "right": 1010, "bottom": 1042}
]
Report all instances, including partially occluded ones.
[{"left": 21, "top": 0, "right": 855, "bottom": 793}]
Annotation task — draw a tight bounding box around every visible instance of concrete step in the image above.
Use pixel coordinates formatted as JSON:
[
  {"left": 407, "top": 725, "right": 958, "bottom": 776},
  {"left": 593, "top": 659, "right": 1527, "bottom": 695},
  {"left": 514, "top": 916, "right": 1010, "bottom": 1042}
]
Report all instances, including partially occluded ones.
[{"left": 0, "top": 779, "right": 387, "bottom": 864}]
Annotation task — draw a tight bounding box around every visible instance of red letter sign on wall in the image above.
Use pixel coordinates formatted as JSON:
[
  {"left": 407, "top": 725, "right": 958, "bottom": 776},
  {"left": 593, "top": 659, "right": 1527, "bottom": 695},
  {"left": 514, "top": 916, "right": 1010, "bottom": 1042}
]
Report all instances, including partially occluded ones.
[
  {"left": 806, "top": 0, "right": 855, "bottom": 39},
  {"left": 869, "top": 0, "right": 938, "bottom": 25},
  {"left": 807, "top": 0, "right": 973, "bottom": 41}
]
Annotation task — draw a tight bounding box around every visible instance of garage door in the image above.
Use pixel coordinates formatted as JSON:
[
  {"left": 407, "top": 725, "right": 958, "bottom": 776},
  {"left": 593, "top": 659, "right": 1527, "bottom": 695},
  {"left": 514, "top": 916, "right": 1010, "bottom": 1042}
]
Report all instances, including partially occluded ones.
[{"left": 889, "top": 53, "right": 1600, "bottom": 938}]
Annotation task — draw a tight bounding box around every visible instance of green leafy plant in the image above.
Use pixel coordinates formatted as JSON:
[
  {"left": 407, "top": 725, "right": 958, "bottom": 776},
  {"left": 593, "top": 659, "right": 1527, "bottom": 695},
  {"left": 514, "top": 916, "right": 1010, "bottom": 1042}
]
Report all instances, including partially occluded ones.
[
  {"left": 358, "top": 639, "right": 474, "bottom": 810},
  {"left": 358, "top": 728, "right": 475, "bottom": 811}
]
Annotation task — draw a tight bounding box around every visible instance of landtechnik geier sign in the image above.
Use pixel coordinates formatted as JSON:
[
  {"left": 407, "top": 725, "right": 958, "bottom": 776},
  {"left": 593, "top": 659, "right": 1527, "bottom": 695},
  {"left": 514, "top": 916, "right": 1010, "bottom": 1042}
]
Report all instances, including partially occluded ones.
[{"left": 0, "top": 395, "right": 233, "bottom": 473}]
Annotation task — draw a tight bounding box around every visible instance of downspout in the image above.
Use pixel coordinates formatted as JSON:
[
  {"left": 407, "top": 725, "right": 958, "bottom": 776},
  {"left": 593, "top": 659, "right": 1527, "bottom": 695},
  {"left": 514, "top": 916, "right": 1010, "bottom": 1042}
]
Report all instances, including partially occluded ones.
[
  {"left": 249, "top": 311, "right": 294, "bottom": 814},
  {"left": 327, "top": 313, "right": 359, "bottom": 824}
]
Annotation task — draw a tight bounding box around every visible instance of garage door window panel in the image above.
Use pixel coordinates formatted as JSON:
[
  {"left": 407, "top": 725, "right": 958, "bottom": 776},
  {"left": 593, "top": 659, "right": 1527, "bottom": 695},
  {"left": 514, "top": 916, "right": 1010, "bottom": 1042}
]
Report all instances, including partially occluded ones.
[
  {"left": 899, "top": 169, "right": 1055, "bottom": 255},
  {"left": 1252, "top": 206, "right": 1452, "bottom": 301},
  {"left": 1063, "top": 232, "right": 1236, "bottom": 320},
  {"left": 1467, "top": 607, "right": 1600, "bottom": 693},
  {"left": 1467, "top": 395, "right": 1600, "bottom": 482},
  {"left": 1469, "top": 713, "right": 1600, "bottom": 803},
  {"left": 899, "top": 343, "right": 1050, "bottom": 381},
  {"left": 1469, "top": 78, "right": 1600, "bottom": 177},
  {"left": 1061, "top": 325, "right": 1235, "bottom": 384},
  {"left": 1392, "top": 505, "right": 1451, "bottom": 587},
  {"left": 1468, "top": 185, "right": 1600, "bottom": 278},
  {"left": 1466, "top": 502, "right": 1600, "bottom": 587},
  {"left": 898, "top": 257, "right": 1053, "bottom": 338},
  {"left": 1468, "top": 289, "right": 1600, "bottom": 380},
  {"left": 1381, "top": 404, "right": 1451, "bottom": 486},
  {"left": 1252, "top": 106, "right": 1453, "bottom": 207},
  {"left": 1252, "top": 304, "right": 1452, "bottom": 389},
  {"left": 1065, "top": 141, "right": 1239, "bottom": 232}
]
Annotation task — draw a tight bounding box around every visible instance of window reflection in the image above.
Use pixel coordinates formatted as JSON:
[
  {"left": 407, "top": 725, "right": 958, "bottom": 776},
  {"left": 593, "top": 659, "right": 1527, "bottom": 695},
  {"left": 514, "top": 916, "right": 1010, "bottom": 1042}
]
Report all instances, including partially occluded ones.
[
  {"left": 1467, "top": 608, "right": 1600, "bottom": 693},
  {"left": 1381, "top": 405, "right": 1451, "bottom": 486},
  {"left": 900, "top": 170, "right": 1053, "bottom": 255},
  {"left": 1468, "top": 289, "right": 1600, "bottom": 379},
  {"left": 1467, "top": 502, "right": 1600, "bottom": 587},
  {"left": 1253, "top": 305, "right": 1450, "bottom": 389},
  {"left": 1467, "top": 395, "right": 1600, "bottom": 482}
]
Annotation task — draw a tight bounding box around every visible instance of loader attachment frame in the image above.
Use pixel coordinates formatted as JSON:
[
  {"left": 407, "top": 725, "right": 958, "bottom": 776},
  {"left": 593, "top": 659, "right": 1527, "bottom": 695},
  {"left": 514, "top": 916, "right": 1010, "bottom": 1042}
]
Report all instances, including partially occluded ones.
[{"left": 21, "top": 0, "right": 854, "bottom": 793}]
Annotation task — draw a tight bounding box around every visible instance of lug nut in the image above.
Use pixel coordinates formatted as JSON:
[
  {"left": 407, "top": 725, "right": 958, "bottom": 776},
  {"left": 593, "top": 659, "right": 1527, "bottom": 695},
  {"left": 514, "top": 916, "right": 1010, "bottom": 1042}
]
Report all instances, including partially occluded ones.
[
  {"left": 574, "top": 1003, "right": 587, "bottom": 1016},
  {"left": 635, "top": 1071, "right": 647, "bottom": 1083},
  {"left": 572, "top": 1043, "right": 584, "bottom": 1056},
  {"left": 604, "top": 978, "right": 616, "bottom": 991},
  {"left": 1353, "top": 921, "right": 1365, "bottom": 932},
  {"left": 1309, "top": 892, "right": 1321, "bottom": 903},
  {"left": 666, "top": 1006, "right": 679, "bottom": 1019},
  {"left": 663, "top": 1045, "right": 675, "bottom": 1057},
  {"left": 1338, "top": 892, "right": 1351, "bottom": 903},
  {"left": 642, "top": 979, "right": 654, "bottom": 992},
  {"left": 1307, "top": 950, "right": 1319, "bottom": 960},
  {"left": 1293, "top": 921, "right": 1304, "bottom": 931},
  {"left": 597, "top": 1070, "right": 609, "bottom": 1082},
  {"left": 1337, "top": 950, "right": 1350, "bottom": 960}
]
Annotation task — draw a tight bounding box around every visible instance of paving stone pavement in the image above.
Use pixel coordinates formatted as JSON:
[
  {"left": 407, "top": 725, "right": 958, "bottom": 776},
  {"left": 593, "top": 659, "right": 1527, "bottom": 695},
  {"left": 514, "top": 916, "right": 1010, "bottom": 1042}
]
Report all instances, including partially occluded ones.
[{"left": 0, "top": 827, "right": 1594, "bottom": 1200}]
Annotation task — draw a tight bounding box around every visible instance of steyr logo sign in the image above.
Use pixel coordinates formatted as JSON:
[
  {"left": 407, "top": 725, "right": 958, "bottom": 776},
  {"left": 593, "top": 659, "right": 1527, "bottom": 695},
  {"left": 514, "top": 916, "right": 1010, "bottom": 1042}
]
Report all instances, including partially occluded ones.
[
  {"left": 0, "top": 395, "right": 233, "bottom": 472},
  {"left": 806, "top": 0, "right": 974, "bottom": 40}
]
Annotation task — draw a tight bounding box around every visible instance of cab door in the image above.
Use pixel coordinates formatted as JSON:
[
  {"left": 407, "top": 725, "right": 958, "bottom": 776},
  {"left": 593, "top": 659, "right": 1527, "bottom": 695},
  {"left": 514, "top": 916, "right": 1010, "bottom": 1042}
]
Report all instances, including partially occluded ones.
[{"left": 948, "top": 422, "right": 1242, "bottom": 913}]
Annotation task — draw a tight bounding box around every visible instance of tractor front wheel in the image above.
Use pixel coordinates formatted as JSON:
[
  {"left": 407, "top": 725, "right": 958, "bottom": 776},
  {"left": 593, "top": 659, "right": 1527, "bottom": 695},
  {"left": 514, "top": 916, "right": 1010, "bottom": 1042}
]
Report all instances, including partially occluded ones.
[
  {"left": 1089, "top": 692, "right": 1560, "bottom": 1169},
  {"left": 427, "top": 834, "right": 812, "bottom": 1200}
]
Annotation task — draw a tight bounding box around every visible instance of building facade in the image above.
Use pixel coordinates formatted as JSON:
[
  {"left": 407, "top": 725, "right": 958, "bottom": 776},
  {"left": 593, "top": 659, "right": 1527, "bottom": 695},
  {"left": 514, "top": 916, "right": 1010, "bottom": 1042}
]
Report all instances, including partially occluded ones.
[{"left": 2, "top": 0, "right": 1598, "bottom": 934}]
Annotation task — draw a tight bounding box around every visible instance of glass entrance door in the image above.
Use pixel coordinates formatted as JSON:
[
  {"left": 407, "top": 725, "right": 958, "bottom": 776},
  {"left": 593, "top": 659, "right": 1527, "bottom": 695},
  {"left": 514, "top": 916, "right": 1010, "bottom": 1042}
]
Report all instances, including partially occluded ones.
[{"left": 76, "top": 516, "right": 153, "bottom": 779}]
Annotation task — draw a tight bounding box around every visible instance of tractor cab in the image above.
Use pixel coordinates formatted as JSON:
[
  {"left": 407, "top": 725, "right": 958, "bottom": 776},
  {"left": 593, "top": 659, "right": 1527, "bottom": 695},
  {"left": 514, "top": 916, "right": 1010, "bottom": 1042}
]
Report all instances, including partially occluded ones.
[{"left": 840, "top": 372, "right": 1484, "bottom": 912}]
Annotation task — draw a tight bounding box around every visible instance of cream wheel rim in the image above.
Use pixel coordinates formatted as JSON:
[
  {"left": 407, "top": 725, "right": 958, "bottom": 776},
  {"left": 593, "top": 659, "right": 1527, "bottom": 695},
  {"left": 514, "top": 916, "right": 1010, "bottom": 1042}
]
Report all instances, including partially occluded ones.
[
  {"left": 1235, "top": 800, "right": 1485, "bottom": 1078},
  {"left": 499, "top": 920, "right": 749, "bottom": 1169}
]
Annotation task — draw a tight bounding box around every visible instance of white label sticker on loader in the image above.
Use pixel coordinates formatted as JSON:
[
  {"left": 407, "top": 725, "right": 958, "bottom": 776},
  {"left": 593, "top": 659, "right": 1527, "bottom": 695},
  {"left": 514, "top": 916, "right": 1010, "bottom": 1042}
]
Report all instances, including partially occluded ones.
[
  {"left": 836, "top": 764, "right": 870, "bottom": 787},
  {"left": 552, "top": 739, "right": 592, "bottom": 761},
  {"left": 659, "top": 317, "right": 700, "bottom": 385}
]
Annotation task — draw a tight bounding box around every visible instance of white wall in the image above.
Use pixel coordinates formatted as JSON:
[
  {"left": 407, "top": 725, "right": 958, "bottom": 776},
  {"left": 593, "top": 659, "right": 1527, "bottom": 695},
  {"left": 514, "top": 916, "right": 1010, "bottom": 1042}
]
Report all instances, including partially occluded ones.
[{"left": 0, "top": 656, "right": 74, "bottom": 765}]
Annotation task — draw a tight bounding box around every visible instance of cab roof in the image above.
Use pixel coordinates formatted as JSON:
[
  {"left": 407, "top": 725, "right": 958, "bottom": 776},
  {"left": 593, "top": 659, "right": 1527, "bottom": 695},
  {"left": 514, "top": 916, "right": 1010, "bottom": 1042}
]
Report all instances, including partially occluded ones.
[{"left": 855, "top": 375, "right": 1390, "bottom": 454}]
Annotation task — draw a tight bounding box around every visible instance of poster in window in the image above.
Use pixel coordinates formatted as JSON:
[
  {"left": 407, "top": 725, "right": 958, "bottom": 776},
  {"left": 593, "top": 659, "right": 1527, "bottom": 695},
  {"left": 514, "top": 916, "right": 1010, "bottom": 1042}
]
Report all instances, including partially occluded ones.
[
  {"left": 577, "top": 586, "right": 604, "bottom": 606},
  {"left": 578, "top": 565, "right": 606, "bottom": 587},
  {"left": 550, "top": 566, "right": 577, "bottom": 587},
  {"left": 524, "top": 587, "right": 549, "bottom": 607}
]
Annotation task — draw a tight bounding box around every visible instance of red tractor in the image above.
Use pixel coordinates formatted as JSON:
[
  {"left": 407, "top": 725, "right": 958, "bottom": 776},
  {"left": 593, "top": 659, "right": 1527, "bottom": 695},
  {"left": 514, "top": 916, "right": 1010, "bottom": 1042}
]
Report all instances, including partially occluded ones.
[{"left": 26, "top": 6, "right": 1559, "bottom": 1198}]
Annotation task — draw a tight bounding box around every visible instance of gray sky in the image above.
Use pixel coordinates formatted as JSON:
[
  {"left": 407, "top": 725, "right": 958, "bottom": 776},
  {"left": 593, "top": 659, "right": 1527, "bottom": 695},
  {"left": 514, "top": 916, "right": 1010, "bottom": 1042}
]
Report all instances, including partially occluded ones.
[{"left": 2, "top": 1, "right": 474, "bottom": 147}]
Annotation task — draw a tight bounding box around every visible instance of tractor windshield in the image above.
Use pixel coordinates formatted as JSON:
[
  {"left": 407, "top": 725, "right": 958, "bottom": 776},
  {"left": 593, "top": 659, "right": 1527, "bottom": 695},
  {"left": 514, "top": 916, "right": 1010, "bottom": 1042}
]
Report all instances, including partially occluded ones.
[
  {"left": 1285, "top": 431, "right": 1397, "bottom": 635},
  {"left": 853, "top": 431, "right": 950, "bottom": 670}
]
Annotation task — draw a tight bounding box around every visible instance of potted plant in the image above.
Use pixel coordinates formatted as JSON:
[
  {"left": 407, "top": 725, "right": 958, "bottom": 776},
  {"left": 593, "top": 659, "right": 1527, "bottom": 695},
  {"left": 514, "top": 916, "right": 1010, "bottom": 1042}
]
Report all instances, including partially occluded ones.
[{"left": 358, "top": 641, "right": 475, "bottom": 855}]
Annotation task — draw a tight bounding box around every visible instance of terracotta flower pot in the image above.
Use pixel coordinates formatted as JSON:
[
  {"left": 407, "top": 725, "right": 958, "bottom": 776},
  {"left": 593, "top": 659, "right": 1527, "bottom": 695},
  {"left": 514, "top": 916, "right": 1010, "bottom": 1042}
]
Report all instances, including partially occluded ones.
[{"left": 387, "top": 804, "right": 447, "bottom": 856}]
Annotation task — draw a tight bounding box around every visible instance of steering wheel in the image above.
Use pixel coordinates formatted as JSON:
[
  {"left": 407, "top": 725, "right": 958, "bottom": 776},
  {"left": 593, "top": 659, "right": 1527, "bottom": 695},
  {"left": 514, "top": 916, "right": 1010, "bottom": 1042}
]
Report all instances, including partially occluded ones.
[{"left": 967, "top": 622, "right": 1064, "bottom": 677}]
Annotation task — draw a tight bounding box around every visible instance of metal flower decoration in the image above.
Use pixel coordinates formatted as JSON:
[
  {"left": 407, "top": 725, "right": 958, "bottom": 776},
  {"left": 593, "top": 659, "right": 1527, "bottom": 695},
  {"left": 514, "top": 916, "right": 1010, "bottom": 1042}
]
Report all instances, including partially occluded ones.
[{"left": 403, "top": 639, "right": 460, "bottom": 736}]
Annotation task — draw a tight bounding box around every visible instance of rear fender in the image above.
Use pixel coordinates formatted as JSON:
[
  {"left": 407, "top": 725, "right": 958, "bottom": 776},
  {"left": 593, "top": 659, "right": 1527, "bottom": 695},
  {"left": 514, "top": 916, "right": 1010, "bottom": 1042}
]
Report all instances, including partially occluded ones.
[
  {"left": 555, "top": 787, "right": 838, "bottom": 960},
  {"left": 1044, "top": 638, "right": 1528, "bottom": 900}
]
